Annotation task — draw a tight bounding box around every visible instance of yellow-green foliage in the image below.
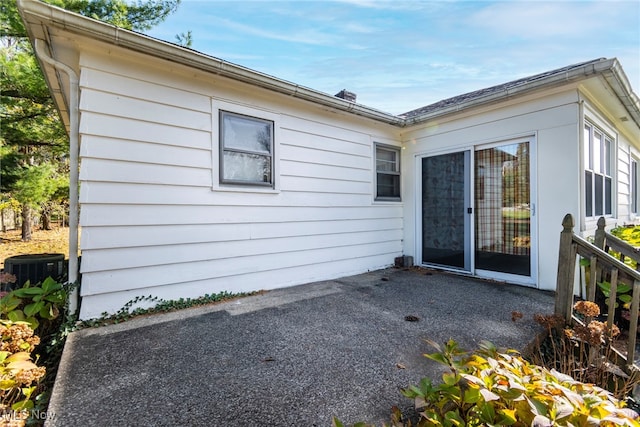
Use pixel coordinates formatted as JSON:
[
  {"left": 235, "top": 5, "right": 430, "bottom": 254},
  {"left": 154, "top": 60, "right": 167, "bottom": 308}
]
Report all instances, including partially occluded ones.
[
  {"left": 611, "top": 226, "right": 640, "bottom": 247},
  {"left": 402, "top": 340, "right": 638, "bottom": 426},
  {"left": 334, "top": 339, "right": 639, "bottom": 427}
]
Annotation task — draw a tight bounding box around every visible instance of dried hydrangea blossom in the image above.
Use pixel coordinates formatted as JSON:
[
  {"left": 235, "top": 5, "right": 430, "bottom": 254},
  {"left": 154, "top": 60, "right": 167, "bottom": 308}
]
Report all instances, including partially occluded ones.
[
  {"left": 574, "top": 300, "right": 600, "bottom": 317},
  {"left": 0, "top": 322, "right": 40, "bottom": 354}
]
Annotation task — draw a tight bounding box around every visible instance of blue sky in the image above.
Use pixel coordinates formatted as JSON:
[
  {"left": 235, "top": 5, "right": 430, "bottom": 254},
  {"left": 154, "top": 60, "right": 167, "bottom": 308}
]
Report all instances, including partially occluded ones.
[{"left": 147, "top": 0, "right": 640, "bottom": 115}]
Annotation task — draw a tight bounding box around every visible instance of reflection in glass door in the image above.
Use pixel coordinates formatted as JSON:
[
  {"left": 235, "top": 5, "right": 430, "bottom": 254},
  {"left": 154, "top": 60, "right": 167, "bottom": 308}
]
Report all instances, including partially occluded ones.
[
  {"left": 422, "top": 152, "right": 470, "bottom": 270},
  {"left": 474, "top": 142, "right": 531, "bottom": 276}
]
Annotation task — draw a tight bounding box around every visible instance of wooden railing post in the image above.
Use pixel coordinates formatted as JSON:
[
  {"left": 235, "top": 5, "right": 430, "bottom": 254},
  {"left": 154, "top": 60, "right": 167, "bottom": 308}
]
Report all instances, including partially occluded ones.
[
  {"left": 594, "top": 216, "right": 606, "bottom": 249},
  {"left": 556, "top": 214, "right": 577, "bottom": 323},
  {"left": 627, "top": 280, "right": 640, "bottom": 366}
]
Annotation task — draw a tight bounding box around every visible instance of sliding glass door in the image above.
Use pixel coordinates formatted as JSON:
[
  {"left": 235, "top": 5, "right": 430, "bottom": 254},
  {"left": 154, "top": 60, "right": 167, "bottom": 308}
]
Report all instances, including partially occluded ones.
[
  {"left": 420, "top": 139, "right": 534, "bottom": 280},
  {"left": 474, "top": 141, "right": 531, "bottom": 276},
  {"left": 421, "top": 151, "right": 471, "bottom": 270}
]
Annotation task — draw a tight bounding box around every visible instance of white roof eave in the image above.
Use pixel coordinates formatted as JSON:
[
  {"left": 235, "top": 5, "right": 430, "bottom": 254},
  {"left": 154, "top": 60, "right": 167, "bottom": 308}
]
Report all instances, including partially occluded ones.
[{"left": 17, "top": 0, "right": 403, "bottom": 126}]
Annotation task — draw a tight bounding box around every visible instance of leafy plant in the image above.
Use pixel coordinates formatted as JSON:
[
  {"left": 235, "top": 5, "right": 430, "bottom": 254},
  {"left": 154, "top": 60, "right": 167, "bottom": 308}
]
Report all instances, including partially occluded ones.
[
  {"left": 0, "top": 278, "right": 66, "bottom": 332},
  {"left": 335, "top": 336, "right": 639, "bottom": 426},
  {"left": 78, "top": 290, "right": 261, "bottom": 327},
  {"left": 611, "top": 226, "right": 640, "bottom": 248},
  {"left": 598, "top": 281, "right": 633, "bottom": 309}
]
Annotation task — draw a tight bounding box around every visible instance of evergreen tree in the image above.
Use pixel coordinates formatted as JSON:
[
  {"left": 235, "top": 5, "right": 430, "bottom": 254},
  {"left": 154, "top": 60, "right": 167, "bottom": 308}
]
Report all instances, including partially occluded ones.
[{"left": 1, "top": 0, "right": 181, "bottom": 240}]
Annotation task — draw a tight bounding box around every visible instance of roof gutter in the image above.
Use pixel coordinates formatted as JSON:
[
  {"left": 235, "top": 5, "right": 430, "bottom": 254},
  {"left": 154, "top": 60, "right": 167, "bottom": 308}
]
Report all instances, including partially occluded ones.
[
  {"left": 600, "top": 59, "right": 640, "bottom": 126},
  {"left": 17, "top": 0, "right": 402, "bottom": 126},
  {"left": 33, "top": 39, "right": 80, "bottom": 315},
  {"left": 403, "top": 58, "right": 640, "bottom": 128}
]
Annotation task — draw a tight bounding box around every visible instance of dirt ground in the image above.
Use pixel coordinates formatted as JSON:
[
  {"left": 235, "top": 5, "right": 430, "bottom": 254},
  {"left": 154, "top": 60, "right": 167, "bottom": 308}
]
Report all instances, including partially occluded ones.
[{"left": 0, "top": 226, "right": 72, "bottom": 269}]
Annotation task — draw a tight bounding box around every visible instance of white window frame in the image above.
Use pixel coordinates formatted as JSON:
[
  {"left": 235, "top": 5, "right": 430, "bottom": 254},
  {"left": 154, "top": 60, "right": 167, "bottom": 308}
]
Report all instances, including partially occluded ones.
[
  {"left": 584, "top": 120, "right": 614, "bottom": 218},
  {"left": 212, "top": 99, "right": 280, "bottom": 193},
  {"left": 374, "top": 143, "right": 401, "bottom": 201},
  {"left": 632, "top": 157, "right": 638, "bottom": 215},
  {"left": 219, "top": 110, "right": 274, "bottom": 187}
]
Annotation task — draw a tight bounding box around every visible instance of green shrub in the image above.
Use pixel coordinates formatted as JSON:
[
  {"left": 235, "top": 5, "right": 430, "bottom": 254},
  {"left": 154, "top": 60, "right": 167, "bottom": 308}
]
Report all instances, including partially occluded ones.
[
  {"left": 334, "top": 339, "right": 639, "bottom": 427},
  {"left": 408, "top": 339, "right": 637, "bottom": 426},
  {"left": 0, "top": 277, "right": 66, "bottom": 334}
]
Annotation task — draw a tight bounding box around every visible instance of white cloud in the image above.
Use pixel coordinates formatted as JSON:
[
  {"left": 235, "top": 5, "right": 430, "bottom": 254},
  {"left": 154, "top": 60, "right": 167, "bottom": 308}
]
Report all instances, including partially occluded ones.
[
  {"left": 468, "top": 1, "right": 636, "bottom": 40},
  {"left": 207, "top": 16, "right": 340, "bottom": 46},
  {"left": 331, "top": 0, "right": 429, "bottom": 11}
]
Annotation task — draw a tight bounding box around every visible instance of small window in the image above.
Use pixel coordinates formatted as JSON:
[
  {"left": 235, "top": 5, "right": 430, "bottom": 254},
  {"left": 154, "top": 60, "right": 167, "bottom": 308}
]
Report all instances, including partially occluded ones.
[
  {"left": 375, "top": 144, "right": 400, "bottom": 200},
  {"left": 220, "top": 111, "right": 273, "bottom": 186}
]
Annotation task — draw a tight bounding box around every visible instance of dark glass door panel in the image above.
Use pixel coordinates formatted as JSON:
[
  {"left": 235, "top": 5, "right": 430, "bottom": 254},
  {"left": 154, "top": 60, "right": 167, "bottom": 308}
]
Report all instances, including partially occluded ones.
[{"left": 422, "top": 152, "right": 469, "bottom": 270}]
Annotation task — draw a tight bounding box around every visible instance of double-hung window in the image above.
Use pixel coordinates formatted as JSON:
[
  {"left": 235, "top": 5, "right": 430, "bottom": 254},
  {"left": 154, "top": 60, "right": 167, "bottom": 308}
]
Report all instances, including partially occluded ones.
[
  {"left": 584, "top": 122, "right": 613, "bottom": 217},
  {"left": 375, "top": 144, "right": 401, "bottom": 201},
  {"left": 220, "top": 111, "right": 274, "bottom": 186}
]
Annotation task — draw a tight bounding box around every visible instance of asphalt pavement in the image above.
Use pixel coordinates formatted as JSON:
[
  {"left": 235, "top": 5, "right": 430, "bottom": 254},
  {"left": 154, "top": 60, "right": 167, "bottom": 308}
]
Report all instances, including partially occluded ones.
[{"left": 45, "top": 267, "right": 555, "bottom": 426}]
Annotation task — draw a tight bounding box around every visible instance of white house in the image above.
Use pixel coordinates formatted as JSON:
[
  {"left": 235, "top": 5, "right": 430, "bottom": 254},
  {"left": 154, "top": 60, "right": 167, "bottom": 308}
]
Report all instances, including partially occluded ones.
[{"left": 18, "top": 0, "right": 640, "bottom": 320}]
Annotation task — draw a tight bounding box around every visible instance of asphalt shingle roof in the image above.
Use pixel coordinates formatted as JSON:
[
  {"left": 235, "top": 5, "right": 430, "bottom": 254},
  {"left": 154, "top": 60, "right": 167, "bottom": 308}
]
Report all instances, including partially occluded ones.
[{"left": 400, "top": 58, "right": 608, "bottom": 119}]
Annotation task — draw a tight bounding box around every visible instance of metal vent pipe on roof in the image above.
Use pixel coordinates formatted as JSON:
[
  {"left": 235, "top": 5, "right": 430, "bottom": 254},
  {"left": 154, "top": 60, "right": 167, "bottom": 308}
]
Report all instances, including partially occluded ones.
[{"left": 335, "top": 89, "right": 357, "bottom": 102}]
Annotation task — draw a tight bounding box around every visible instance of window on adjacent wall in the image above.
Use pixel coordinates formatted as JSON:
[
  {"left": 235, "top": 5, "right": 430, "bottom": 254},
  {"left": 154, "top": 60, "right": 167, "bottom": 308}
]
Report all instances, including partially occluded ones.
[
  {"left": 584, "top": 122, "right": 613, "bottom": 218},
  {"left": 632, "top": 158, "right": 638, "bottom": 214},
  {"left": 375, "top": 144, "right": 401, "bottom": 200},
  {"left": 220, "top": 111, "right": 273, "bottom": 186}
]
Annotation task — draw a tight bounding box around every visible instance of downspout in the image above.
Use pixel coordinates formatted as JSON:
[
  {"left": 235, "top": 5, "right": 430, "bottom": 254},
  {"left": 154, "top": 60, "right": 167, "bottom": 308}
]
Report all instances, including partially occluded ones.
[{"left": 34, "top": 39, "right": 80, "bottom": 315}]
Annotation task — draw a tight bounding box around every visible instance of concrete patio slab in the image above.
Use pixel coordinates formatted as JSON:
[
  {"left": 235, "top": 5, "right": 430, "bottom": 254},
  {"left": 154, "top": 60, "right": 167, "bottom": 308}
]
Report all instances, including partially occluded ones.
[{"left": 45, "top": 267, "right": 555, "bottom": 426}]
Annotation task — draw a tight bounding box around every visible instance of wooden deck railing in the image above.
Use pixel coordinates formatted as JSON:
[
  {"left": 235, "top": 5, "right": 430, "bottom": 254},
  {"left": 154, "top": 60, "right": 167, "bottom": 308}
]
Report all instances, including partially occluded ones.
[
  {"left": 555, "top": 213, "right": 640, "bottom": 368},
  {"left": 594, "top": 216, "right": 640, "bottom": 271}
]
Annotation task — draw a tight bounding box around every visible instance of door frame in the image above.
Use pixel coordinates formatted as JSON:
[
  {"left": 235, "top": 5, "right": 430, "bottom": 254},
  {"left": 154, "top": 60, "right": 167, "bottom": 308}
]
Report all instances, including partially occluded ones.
[
  {"left": 415, "top": 135, "right": 538, "bottom": 286},
  {"left": 415, "top": 146, "right": 475, "bottom": 275}
]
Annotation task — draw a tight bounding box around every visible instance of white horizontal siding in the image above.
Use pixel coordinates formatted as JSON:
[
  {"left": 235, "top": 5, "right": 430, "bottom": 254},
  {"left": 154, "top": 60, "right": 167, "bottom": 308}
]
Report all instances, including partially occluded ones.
[
  {"left": 280, "top": 112, "right": 376, "bottom": 142},
  {"left": 280, "top": 128, "right": 370, "bottom": 156},
  {"left": 280, "top": 160, "right": 370, "bottom": 182},
  {"left": 76, "top": 51, "right": 403, "bottom": 319},
  {"left": 79, "top": 253, "right": 394, "bottom": 319},
  {"left": 79, "top": 159, "right": 211, "bottom": 187},
  {"left": 81, "top": 218, "right": 403, "bottom": 249},
  {"left": 80, "top": 88, "right": 211, "bottom": 131},
  {"left": 80, "top": 204, "right": 401, "bottom": 226},
  {"left": 81, "top": 229, "right": 403, "bottom": 272},
  {"left": 80, "top": 241, "right": 401, "bottom": 294},
  {"left": 80, "top": 136, "right": 211, "bottom": 169},
  {"left": 279, "top": 176, "right": 371, "bottom": 194},
  {"left": 617, "top": 140, "right": 632, "bottom": 220},
  {"left": 282, "top": 145, "right": 368, "bottom": 169},
  {"left": 80, "top": 68, "right": 211, "bottom": 112},
  {"left": 80, "top": 112, "right": 211, "bottom": 149},
  {"left": 79, "top": 182, "right": 377, "bottom": 206}
]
